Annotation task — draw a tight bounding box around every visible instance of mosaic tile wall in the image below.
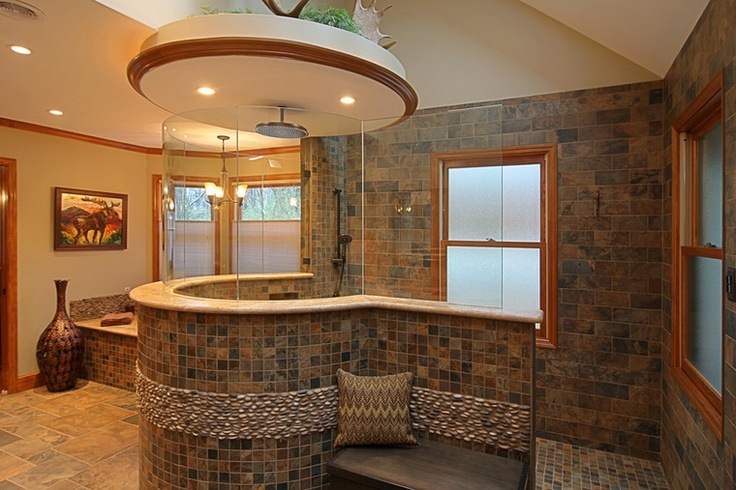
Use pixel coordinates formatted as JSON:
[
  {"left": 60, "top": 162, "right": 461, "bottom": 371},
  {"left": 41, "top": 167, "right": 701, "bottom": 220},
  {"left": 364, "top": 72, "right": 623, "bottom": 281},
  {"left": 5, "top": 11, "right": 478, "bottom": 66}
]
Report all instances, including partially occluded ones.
[
  {"left": 136, "top": 304, "right": 533, "bottom": 488},
  {"left": 660, "top": 0, "right": 736, "bottom": 488},
  {"left": 174, "top": 276, "right": 314, "bottom": 300},
  {"left": 302, "top": 136, "right": 355, "bottom": 299},
  {"left": 348, "top": 81, "right": 664, "bottom": 460},
  {"left": 77, "top": 326, "right": 137, "bottom": 391},
  {"left": 69, "top": 294, "right": 137, "bottom": 391},
  {"left": 69, "top": 293, "right": 133, "bottom": 321}
]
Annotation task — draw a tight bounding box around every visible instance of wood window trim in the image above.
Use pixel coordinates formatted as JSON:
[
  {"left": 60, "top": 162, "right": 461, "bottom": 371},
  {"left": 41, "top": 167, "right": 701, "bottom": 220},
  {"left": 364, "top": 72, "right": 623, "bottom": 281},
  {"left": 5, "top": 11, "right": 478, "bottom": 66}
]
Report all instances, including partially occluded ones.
[
  {"left": 670, "top": 71, "right": 724, "bottom": 439},
  {"left": 430, "top": 144, "right": 558, "bottom": 348}
]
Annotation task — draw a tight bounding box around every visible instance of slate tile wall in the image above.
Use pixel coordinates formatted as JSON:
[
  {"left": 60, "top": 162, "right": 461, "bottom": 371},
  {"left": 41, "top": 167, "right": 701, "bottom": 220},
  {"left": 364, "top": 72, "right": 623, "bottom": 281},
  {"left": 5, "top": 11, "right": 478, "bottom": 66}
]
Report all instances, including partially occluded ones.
[
  {"left": 350, "top": 81, "right": 664, "bottom": 460},
  {"left": 661, "top": 0, "right": 736, "bottom": 488}
]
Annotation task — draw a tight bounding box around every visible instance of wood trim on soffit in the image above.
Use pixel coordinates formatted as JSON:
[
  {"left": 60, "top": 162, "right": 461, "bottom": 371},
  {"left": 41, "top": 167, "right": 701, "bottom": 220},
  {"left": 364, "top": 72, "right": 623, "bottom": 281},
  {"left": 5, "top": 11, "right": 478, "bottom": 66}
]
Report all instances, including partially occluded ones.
[{"left": 0, "top": 118, "right": 160, "bottom": 154}]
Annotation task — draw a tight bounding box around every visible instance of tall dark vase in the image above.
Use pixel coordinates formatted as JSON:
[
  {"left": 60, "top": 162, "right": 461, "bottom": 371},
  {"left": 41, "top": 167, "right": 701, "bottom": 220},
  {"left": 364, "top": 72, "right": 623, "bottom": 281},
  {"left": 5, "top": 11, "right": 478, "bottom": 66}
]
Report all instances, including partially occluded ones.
[{"left": 36, "top": 279, "right": 84, "bottom": 392}]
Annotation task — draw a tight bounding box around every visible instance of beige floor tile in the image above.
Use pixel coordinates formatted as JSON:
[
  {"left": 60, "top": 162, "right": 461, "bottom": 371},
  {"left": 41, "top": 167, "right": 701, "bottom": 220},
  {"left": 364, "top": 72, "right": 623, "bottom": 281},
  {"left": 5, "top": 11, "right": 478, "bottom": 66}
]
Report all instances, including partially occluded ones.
[
  {"left": 7, "top": 453, "right": 89, "bottom": 488},
  {"left": 41, "top": 403, "right": 134, "bottom": 438},
  {"left": 69, "top": 445, "right": 138, "bottom": 490},
  {"left": 0, "top": 431, "right": 19, "bottom": 448},
  {"left": 2, "top": 428, "right": 70, "bottom": 461},
  {"left": 0, "top": 450, "right": 35, "bottom": 481},
  {"left": 47, "top": 479, "right": 84, "bottom": 489},
  {"left": 0, "top": 480, "right": 24, "bottom": 489},
  {"left": 55, "top": 421, "right": 138, "bottom": 465},
  {"left": 31, "top": 388, "right": 120, "bottom": 418},
  {"left": 0, "top": 409, "right": 56, "bottom": 438}
]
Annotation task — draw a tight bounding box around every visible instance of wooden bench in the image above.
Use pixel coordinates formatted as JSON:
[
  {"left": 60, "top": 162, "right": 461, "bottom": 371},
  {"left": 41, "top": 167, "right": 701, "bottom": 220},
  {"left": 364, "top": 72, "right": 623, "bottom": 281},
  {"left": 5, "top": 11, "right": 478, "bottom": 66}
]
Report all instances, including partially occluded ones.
[{"left": 327, "top": 439, "right": 529, "bottom": 490}]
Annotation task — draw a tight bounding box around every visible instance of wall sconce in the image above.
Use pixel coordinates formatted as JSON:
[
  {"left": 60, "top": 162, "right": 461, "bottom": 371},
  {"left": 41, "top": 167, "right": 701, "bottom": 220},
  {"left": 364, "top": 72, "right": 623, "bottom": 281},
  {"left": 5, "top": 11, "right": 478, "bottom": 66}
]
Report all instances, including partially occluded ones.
[
  {"left": 395, "top": 198, "right": 411, "bottom": 214},
  {"left": 205, "top": 135, "right": 248, "bottom": 210}
]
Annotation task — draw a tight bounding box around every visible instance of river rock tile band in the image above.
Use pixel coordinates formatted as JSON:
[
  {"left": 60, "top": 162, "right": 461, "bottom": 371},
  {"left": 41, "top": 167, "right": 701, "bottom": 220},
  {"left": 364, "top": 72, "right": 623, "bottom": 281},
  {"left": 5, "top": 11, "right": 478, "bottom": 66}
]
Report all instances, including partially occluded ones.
[{"left": 136, "top": 367, "right": 530, "bottom": 452}]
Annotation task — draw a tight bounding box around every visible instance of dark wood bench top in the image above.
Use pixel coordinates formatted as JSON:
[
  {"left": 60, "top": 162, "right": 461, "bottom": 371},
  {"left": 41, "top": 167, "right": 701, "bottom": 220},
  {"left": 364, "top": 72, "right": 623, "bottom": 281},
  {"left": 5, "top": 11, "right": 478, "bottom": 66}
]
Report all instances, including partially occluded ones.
[{"left": 327, "top": 439, "right": 528, "bottom": 490}]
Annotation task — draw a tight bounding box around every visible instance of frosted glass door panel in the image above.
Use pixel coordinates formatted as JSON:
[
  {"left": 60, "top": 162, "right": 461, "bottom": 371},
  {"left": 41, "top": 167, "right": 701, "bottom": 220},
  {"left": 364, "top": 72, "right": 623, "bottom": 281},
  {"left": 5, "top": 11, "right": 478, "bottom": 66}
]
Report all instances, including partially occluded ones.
[
  {"left": 173, "top": 221, "right": 215, "bottom": 278},
  {"left": 502, "top": 164, "right": 540, "bottom": 242},
  {"left": 448, "top": 166, "right": 501, "bottom": 241},
  {"left": 502, "top": 248, "right": 540, "bottom": 310},
  {"left": 685, "top": 255, "right": 722, "bottom": 394},
  {"left": 697, "top": 123, "right": 722, "bottom": 247},
  {"left": 447, "top": 247, "right": 502, "bottom": 307}
]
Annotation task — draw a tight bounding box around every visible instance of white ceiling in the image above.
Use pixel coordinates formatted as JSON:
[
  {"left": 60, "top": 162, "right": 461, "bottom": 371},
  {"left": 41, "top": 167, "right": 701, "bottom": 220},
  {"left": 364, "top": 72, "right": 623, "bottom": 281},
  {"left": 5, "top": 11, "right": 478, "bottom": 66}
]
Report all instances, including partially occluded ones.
[{"left": 0, "top": 0, "right": 710, "bottom": 149}]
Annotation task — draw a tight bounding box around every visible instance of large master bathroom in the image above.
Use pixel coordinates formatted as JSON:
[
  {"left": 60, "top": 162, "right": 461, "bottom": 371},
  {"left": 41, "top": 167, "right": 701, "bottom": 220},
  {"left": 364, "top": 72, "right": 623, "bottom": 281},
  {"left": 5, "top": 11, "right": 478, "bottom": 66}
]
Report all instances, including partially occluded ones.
[{"left": 0, "top": 0, "right": 734, "bottom": 489}]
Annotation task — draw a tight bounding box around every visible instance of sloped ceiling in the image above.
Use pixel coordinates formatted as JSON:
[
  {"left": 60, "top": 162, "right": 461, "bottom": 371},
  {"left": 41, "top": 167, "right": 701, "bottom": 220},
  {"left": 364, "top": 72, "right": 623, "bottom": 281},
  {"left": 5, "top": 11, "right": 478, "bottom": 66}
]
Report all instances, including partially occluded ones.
[{"left": 0, "top": 0, "right": 710, "bottom": 148}]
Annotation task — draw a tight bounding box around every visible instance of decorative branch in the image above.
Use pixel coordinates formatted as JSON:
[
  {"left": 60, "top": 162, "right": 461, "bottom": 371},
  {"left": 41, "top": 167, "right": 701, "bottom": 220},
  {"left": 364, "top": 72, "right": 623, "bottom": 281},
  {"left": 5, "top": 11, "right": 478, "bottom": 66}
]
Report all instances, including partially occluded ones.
[{"left": 261, "top": 0, "right": 311, "bottom": 17}]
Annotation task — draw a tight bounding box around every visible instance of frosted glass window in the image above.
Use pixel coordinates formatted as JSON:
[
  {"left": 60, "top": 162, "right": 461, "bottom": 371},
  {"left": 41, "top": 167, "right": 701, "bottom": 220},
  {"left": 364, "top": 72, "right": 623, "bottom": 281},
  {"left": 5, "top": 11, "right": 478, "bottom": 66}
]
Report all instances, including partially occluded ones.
[
  {"left": 447, "top": 246, "right": 539, "bottom": 310},
  {"left": 232, "top": 221, "right": 300, "bottom": 273},
  {"left": 173, "top": 221, "right": 215, "bottom": 278},
  {"left": 447, "top": 247, "right": 502, "bottom": 307},
  {"left": 502, "top": 248, "right": 540, "bottom": 310},
  {"left": 448, "top": 166, "right": 501, "bottom": 241},
  {"left": 686, "top": 255, "right": 722, "bottom": 394},
  {"left": 502, "top": 165, "right": 540, "bottom": 242},
  {"left": 697, "top": 123, "right": 722, "bottom": 247}
]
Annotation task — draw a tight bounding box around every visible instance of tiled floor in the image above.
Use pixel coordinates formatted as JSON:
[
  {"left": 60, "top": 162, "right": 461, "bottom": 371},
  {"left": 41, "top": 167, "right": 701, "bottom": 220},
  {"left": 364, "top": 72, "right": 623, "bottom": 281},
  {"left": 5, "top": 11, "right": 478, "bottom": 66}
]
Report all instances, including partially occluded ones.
[
  {"left": 0, "top": 382, "right": 668, "bottom": 489},
  {"left": 536, "top": 438, "right": 669, "bottom": 489},
  {"left": 0, "top": 381, "right": 138, "bottom": 489}
]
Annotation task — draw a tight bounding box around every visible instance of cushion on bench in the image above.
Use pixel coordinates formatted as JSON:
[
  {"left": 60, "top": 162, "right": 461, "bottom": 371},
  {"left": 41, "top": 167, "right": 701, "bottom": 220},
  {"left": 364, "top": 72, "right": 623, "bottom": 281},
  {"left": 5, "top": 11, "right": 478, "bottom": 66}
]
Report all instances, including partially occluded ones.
[{"left": 327, "top": 439, "right": 528, "bottom": 490}]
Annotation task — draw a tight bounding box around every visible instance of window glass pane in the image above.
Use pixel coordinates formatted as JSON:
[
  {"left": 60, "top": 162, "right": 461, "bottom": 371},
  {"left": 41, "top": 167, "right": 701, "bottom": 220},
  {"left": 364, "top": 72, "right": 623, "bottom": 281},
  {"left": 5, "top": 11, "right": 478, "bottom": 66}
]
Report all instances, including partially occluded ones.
[
  {"left": 685, "top": 255, "right": 722, "bottom": 394},
  {"left": 448, "top": 167, "right": 501, "bottom": 241},
  {"left": 697, "top": 123, "right": 722, "bottom": 247},
  {"left": 232, "top": 221, "right": 300, "bottom": 273},
  {"left": 502, "top": 248, "right": 540, "bottom": 310},
  {"left": 502, "top": 164, "right": 541, "bottom": 242},
  {"left": 447, "top": 246, "right": 502, "bottom": 307},
  {"left": 174, "top": 186, "right": 212, "bottom": 221},
  {"left": 173, "top": 221, "right": 215, "bottom": 277},
  {"left": 242, "top": 186, "right": 301, "bottom": 221}
]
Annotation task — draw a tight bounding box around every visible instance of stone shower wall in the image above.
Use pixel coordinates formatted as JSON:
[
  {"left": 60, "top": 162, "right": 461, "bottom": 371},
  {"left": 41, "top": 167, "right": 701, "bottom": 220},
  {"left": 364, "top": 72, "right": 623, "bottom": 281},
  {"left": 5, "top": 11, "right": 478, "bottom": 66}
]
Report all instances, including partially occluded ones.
[
  {"left": 351, "top": 81, "right": 664, "bottom": 460},
  {"left": 661, "top": 0, "right": 736, "bottom": 488},
  {"left": 135, "top": 303, "right": 534, "bottom": 488}
]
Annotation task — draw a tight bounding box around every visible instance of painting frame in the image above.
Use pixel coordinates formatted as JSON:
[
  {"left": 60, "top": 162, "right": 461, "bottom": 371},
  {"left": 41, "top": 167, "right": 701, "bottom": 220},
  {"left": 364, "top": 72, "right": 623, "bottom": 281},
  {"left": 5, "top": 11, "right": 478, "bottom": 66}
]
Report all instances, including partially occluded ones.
[{"left": 54, "top": 187, "right": 128, "bottom": 251}]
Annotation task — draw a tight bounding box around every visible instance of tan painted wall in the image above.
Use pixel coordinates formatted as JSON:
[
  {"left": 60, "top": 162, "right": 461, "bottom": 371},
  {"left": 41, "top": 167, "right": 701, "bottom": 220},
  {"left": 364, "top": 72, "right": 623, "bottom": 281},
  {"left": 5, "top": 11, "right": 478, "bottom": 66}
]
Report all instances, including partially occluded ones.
[
  {"left": 0, "top": 126, "right": 158, "bottom": 375},
  {"left": 382, "top": 0, "right": 659, "bottom": 109}
]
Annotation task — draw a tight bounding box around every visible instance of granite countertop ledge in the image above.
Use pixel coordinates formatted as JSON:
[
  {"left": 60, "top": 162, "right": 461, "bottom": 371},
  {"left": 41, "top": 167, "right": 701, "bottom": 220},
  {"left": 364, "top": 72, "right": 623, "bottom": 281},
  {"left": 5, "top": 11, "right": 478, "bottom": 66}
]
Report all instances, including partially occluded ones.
[
  {"left": 130, "top": 281, "right": 542, "bottom": 325},
  {"left": 75, "top": 317, "right": 138, "bottom": 338}
]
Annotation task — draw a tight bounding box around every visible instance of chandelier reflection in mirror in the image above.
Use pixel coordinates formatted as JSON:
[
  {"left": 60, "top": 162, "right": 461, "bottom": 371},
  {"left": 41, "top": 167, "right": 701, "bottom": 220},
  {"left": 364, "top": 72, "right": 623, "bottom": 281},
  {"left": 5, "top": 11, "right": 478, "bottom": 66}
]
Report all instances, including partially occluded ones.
[{"left": 205, "top": 135, "right": 248, "bottom": 211}]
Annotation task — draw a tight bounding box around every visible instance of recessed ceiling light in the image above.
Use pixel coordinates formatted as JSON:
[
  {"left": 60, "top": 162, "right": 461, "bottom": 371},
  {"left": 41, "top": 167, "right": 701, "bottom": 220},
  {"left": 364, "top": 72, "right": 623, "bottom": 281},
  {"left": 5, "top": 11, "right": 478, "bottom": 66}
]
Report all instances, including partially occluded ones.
[
  {"left": 340, "top": 96, "right": 356, "bottom": 105},
  {"left": 48, "top": 109, "right": 63, "bottom": 116},
  {"left": 197, "top": 87, "right": 215, "bottom": 96},
  {"left": 9, "top": 45, "right": 31, "bottom": 55}
]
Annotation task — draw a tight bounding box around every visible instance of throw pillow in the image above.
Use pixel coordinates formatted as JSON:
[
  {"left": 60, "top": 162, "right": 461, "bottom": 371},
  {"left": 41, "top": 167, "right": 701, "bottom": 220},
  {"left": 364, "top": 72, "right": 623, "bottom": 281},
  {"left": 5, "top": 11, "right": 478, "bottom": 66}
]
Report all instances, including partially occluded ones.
[{"left": 334, "top": 369, "right": 419, "bottom": 447}]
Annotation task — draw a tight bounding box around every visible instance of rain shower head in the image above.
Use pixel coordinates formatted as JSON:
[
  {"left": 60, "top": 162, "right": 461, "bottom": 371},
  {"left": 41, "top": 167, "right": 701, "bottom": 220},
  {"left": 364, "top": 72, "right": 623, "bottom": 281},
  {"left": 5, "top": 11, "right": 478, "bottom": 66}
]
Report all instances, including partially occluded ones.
[
  {"left": 255, "top": 107, "right": 309, "bottom": 139},
  {"left": 338, "top": 234, "right": 353, "bottom": 245}
]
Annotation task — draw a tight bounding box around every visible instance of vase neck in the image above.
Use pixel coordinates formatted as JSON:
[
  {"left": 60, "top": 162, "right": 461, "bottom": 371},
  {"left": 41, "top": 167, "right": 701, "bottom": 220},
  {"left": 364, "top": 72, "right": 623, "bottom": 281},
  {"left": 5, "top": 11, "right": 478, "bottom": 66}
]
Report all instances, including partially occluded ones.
[{"left": 54, "top": 280, "right": 68, "bottom": 316}]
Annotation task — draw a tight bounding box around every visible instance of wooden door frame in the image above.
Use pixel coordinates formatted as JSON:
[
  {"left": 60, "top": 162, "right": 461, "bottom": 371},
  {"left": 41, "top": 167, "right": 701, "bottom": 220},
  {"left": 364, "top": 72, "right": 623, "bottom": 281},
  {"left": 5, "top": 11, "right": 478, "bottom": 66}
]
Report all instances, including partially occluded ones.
[{"left": 0, "top": 158, "right": 17, "bottom": 392}]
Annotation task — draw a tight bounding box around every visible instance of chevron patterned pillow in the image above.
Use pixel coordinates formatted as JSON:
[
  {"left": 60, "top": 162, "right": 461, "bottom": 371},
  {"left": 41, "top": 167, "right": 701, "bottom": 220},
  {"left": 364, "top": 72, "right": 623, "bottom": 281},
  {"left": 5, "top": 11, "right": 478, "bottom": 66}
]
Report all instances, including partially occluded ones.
[{"left": 334, "top": 369, "right": 419, "bottom": 447}]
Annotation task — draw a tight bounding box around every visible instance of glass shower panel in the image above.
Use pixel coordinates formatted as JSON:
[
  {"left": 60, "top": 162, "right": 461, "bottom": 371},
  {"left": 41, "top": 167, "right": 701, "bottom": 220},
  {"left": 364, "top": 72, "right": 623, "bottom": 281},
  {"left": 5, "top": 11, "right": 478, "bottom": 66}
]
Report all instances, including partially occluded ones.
[
  {"left": 697, "top": 123, "right": 722, "bottom": 247},
  {"left": 685, "top": 255, "right": 723, "bottom": 393},
  {"left": 447, "top": 246, "right": 502, "bottom": 307},
  {"left": 448, "top": 166, "right": 502, "bottom": 242}
]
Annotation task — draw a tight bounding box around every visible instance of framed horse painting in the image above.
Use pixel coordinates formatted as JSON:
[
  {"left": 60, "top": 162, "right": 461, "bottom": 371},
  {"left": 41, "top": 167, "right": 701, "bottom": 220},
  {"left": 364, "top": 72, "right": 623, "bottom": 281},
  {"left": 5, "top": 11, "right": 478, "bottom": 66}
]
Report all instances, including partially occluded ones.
[{"left": 54, "top": 187, "right": 128, "bottom": 250}]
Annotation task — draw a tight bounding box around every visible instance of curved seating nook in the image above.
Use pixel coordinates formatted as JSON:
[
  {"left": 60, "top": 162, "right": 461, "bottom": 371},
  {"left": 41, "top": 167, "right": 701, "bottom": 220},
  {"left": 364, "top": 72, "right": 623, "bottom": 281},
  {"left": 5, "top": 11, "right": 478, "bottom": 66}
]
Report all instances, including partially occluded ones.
[{"left": 131, "top": 281, "right": 540, "bottom": 489}]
